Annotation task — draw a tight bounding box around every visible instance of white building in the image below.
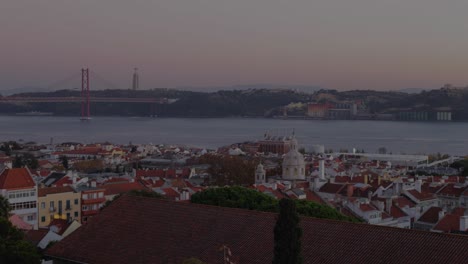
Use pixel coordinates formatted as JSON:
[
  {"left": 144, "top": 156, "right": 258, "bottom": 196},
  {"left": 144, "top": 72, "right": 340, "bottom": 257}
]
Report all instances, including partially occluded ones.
[
  {"left": 282, "top": 137, "right": 305, "bottom": 180},
  {"left": 0, "top": 168, "right": 38, "bottom": 229}
]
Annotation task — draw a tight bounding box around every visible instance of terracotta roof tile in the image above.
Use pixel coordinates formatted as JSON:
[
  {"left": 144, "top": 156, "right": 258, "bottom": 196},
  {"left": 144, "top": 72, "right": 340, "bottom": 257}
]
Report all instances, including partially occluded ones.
[
  {"left": 0, "top": 168, "right": 35, "bottom": 190},
  {"left": 418, "top": 207, "right": 443, "bottom": 224},
  {"left": 102, "top": 182, "right": 147, "bottom": 196},
  {"left": 46, "top": 195, "right": 468, "bottom": 264},
  {"left": 38, "top": 186, "right": 75, "bottom": 197}
]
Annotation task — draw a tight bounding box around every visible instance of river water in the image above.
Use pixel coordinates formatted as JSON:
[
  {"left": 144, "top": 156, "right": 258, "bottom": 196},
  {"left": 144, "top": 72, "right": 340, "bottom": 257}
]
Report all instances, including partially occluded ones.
[{"left": 0, "top": 116, "right": 466, "bottom": 155}]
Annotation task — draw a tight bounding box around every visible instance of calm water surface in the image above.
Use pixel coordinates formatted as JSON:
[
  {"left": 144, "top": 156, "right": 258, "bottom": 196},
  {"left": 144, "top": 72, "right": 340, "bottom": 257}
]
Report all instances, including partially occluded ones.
[{"left": 1, "top": 116, "right": 467, "bottom": 155}]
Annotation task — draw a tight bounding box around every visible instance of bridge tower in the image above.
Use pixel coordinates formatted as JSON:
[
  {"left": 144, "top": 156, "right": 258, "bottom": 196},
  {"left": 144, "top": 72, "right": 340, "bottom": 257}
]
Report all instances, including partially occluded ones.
[{"left": 81, "top": 68, "right": 91, "bottom": 120}]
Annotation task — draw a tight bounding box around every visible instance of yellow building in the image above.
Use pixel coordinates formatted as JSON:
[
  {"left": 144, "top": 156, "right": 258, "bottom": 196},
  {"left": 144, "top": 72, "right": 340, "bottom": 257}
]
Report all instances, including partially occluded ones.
[{"left": 38, "top": 186, "right": 81, "bottom": 228}]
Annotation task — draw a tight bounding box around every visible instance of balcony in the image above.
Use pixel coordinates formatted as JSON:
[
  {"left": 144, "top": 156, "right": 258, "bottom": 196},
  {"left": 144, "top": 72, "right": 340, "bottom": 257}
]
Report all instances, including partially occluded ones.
[
  {"left": 82, "top": 197, "right": 106, "bottom": 205},
  {"left": 65, "top": 206, "right": 72, "bottom": 211},
  {"left": 81, "top": 210, "right": 99, "bottom": 216}
]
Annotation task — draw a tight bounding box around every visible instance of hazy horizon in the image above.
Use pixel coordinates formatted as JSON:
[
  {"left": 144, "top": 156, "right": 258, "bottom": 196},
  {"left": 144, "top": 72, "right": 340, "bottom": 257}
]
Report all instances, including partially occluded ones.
[{"left": 2, "top": 0, "right": 468, "bottom": 91}]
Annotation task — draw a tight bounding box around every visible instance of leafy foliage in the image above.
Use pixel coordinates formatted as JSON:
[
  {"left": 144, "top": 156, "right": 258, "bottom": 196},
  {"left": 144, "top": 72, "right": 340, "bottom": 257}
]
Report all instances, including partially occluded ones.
[
  {"left": 273, "top": 199, "right": 302, "bottom": 264},
  {"left": 198, "top": 154, "right": 258, "bottom": 186},
  {"left": 59, "top": 156, "right": 69, "bottom": 170},
  {"left": 0, "top": 196, "right": 11, "bottom": 218},
  {"left": 0, "top": 208, "right": 41, "bottom": 263},
  {"left": 191, "top": 187, "right": 359, "bottom": 222},
  {"left": 12, "top": 154, "right": 39, "bottom": 169},
  {"left": 191, "top": 186, "right": 277, "bottom": 212}
]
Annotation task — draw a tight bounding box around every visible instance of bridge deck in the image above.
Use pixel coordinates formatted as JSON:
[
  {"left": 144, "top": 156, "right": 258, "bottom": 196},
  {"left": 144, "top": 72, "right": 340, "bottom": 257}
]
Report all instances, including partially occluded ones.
[{"left": 0, "top": 97, "right": 169, "bottom": 103}]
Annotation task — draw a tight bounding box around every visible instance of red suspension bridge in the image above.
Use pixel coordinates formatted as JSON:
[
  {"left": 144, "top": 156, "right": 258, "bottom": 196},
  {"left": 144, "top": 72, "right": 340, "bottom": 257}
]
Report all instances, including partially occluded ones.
[{"left": 0, "top": 68, "right": 173, "bottom": 120}]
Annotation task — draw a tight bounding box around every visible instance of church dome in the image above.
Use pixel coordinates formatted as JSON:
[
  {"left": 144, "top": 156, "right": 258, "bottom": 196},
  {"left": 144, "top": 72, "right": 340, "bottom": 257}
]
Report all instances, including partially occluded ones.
[{"left": 282, "top": 136, "right": 305, "bottom": 180}]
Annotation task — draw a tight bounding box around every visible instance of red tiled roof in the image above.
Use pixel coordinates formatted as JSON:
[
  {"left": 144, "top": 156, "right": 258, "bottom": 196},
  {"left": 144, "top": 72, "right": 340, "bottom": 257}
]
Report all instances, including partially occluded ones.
[
  {"left": 390, "top": 206, "right": 408, "bottom": 219},
  {"left": 161, "top": 188, "right": 180, "bottom": 200},
  {"left": 0, "top": 168, "right": 35, "bottom": 190},
  {"left": 433, "top": 214, "right": 462, "bottom": 233},
  {"left": 304, "top": 189, "right": 325, "bottom": 204},
  {"left": 49, "top": 219, "right": 72, "bottom": 235},
  {"left": 437, "top": 184, "right": 467, "bottom": 198},
  {"left": 359, "top": 204, "right": 377, "bottom": 212},
  {"left": 25, "top": 229, "right": 49, "bottom": 246},
  {"left": 38, "top": 186, "right": 75, "bottom": 197},
  {"left": 418, "top": 207, "right": 443, "bottom": 224},
  {"left": 406, "top": 189, "right": 436, "bottom": 201},
  {"left": 53, "top": 176, "right": 74, "bottom": 187},
  {"left": 136, "top": 169, "right": 165, "bottom": 178},
  {"left": 319, "top": 182, "right": 345, "bottom": 194},
  {"left": 102, "top": 182, "right": 147, "bottom": 196},
  {"left": 46, "top": 195, "right": 468, "bottom": 264},
  {"left": 393, "top": 196, "right": 416, "bottom": 208}
]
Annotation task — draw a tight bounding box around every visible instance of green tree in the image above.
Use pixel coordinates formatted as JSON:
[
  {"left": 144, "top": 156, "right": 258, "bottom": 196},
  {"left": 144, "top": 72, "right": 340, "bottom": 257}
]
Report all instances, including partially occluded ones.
[
  {"left": 13, "top": 154, "right": 39, "bottom": 169},
  {"left": 191, "top": 187, "right": 359, "bottom": 222},
  {"left": 198, "top": 154, "right": 258, "bottom": 186},
  {"left": 191, "top": 186, "right": 277, "bottom": 212},
  {"left": 0, "top": 196, "right": 11, "bottom": 218},
  {"left": 273, "top": 198, "right": 302, "bottom": 264},
  {"left": 0, "top": 218, "right": 41, "bottom": 264},
  {"left": 59, "top": 155, "right": 69, "bottom": 170},
  {"left": 13, "top": 155, "right": 24, "bottom": 168}
]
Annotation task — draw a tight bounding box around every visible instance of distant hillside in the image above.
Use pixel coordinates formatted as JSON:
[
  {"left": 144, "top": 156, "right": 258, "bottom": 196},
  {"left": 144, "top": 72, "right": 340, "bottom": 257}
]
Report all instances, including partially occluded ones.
[{"left": 2, "top": 86, "right": 468, "bottom": 120}]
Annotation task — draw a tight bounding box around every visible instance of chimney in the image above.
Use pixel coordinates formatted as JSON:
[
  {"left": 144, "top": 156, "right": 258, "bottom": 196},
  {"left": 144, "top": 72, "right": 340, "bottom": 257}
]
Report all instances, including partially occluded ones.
[
  {"left": 415, "top": 179, "right": 422, "bottom": 193},
  {"left": 385, "top": 198, "right": 392, "bottom": 214},
  {"left": 460, "top": 216, "right": 468, "bottom": 231},
  {"left": 378, "top": 175, "right": 381, "bottom": 186},
  {"left": 319, "top": 159, "right": 325, "bottom": 180},
  {"left": 364, "top": 174, "right": 368, "bottom": 185},
  {"left": 272, "top": 183, "right": 277, "bottom": 190},
  {"left": 347, "top": 184, "right": 354, "bottom": 198},
  {"left": 438, "top": 210, "right": 445, "bottom": 221}
]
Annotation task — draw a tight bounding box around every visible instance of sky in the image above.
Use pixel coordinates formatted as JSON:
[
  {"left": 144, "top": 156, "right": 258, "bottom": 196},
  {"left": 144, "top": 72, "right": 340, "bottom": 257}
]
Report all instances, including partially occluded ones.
[{"left": 2, "top": 0, "right": 468, "bottom": 91}]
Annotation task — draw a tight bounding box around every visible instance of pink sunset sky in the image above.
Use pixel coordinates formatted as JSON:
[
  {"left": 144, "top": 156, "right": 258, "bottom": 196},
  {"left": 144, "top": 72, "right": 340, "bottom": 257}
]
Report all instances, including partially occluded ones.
[{"left": 2, "top": 0, "right": 468, "bottom": 91}]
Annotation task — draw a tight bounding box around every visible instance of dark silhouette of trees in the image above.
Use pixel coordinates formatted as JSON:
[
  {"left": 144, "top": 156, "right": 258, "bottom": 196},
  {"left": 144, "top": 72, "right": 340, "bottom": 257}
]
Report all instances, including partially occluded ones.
[
  {"left": 59, "top": 156, "right": 69, "bottom": 170},
  {"left": 273, "top": 198, "right": 302, "bottom": 264},
  {"left": 198, "top": 154, "right": 257, "bottom": 186},
  {"left": 191, "top": 187, "right": 359, "bottom": 222}
]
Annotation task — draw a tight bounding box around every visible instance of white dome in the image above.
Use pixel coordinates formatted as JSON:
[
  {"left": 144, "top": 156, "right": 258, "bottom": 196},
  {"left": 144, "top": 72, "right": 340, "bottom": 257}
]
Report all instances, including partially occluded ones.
[{"left": 282, "top": 137, "right": 305, "bottom": 180}]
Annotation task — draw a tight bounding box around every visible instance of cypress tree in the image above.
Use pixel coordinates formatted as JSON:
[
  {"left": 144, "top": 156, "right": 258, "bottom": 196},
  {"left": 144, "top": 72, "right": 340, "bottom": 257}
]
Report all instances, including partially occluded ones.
[{"left": 273, "top": 198, "right": 302, "bottom": 264}]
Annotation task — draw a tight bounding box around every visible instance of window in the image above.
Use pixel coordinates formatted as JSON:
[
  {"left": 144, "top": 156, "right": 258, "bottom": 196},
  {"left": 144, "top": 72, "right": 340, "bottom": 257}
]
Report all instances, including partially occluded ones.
[
  {"left": 50, "top": 201, "right": 54, "bottom": 209},
  {"left": 66, "top": 213, "right": 70, "bottom": 219},
  {"left": 83, "top": 194, "right": 88, "bottom": 200},
  {"left": 74, "top": 199, "right": 79, "bottom": 205},
  {"left": 82, "top": 205, "right": 89, "bottom": 211},
  {"left": 41, "top": 202, "right": 45, "bottom": 209},
  {"left": 41, "top": 216, "right": 45, "bottom": 222},
  {"left": 27, "top": 215, "right": 35, "bottom": 221},
  {"left": 98, "top": 192, "right": 104, "bottom": 198},
  {"left": 66, "top": 200, "right": 71, "bottom": 210},
  {"left": 74, "top": 211, "right": 78, "bottom": 217}
]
